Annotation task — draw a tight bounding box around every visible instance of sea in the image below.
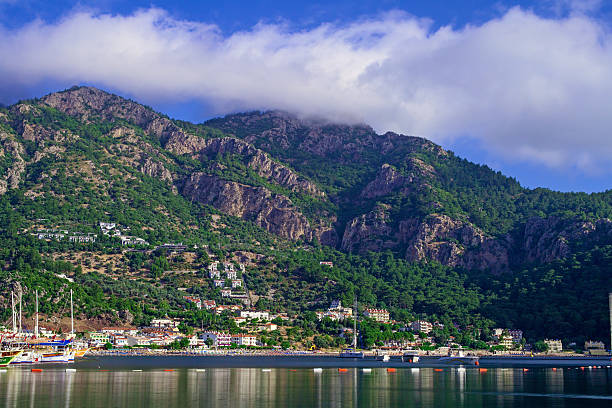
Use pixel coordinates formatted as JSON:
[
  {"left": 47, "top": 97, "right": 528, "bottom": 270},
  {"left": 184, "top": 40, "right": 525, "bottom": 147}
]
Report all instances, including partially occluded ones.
[{"left": 0, "top": 356, "right": 611, "bottom": 407}]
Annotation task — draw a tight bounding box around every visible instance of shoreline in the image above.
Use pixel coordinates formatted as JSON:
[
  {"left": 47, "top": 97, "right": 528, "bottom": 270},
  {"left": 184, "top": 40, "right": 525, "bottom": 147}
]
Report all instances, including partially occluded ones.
[{"left": 70, "top": 353, "right": 612, "bottom": 370}]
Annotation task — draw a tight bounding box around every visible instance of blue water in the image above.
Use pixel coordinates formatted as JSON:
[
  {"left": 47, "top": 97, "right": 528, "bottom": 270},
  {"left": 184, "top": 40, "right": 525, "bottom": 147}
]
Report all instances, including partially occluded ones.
[{"left": 0, "top": 357, "right": 610, "bottom": 407}]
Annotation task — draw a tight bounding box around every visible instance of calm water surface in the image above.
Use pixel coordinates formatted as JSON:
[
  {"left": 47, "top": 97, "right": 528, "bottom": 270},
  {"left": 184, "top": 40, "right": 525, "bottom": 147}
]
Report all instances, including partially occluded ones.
[{"left": 0, "top": 365, "right": 611, "bottom": 407}]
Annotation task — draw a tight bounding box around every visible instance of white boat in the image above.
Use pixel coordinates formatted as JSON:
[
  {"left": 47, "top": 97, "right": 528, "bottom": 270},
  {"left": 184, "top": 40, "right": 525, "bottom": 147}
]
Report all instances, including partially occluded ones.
[
  {"left": 402, "top": 350, "right": 420, "bottom": 363},
  {"left": 339, "top": 348, "right": 364, "bottom": 358},
  {"left": 436, "top": 349, "right": 479, "bottom": 365},
  {"left": 12, "top": 350, "right": 42, "bottom": 364},
  {"left": 40, "top": 349, "right": 75, "bottom": 363}
]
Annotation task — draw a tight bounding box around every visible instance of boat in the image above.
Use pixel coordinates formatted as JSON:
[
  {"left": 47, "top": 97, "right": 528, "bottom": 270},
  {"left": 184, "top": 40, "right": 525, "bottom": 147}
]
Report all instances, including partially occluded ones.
[
  {"left": 436, "top": 348, "right": 479, "bottom": 365},
  {"left": 402, "top": 350, "right": 420, "bottom": 363},
  {"left": 72, "top": 348, "right": 89, "bottom": 359},
  {"left": 339, "top": 348, "right": 365, "bottom": 358},
  {"left": 0, "top": 350, "right": 23, "bottom": 367},
  {"left": 40, "top": 351, "right": 69, "bottom": 363},
  {"left": 12, "top": 350, "right": 41, "bottom": 364},
  {"left": 339, "top": 297, "right": 364, "bottom": 359}
]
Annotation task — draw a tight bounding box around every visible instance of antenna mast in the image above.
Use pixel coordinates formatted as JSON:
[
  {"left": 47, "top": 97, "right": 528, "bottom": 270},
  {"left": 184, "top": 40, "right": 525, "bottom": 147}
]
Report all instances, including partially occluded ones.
[{"left": 70, "top": 289, "right": 74, "bottom": 336}]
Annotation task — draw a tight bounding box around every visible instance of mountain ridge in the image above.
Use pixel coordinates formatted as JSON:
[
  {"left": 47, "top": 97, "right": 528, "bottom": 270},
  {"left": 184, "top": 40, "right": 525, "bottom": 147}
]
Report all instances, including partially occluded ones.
[
  {"left": 0, "top": 86, "right": 611, "bottom": 344},
  {"left": 2, "top": 86, "right": 612, "bottom": 273}
]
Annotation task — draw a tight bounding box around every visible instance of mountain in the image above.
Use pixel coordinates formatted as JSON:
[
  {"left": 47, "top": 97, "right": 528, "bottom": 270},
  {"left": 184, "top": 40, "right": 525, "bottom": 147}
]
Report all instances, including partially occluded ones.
[{"left": 0, "top": 86, "right": 611, "bottom": 344}]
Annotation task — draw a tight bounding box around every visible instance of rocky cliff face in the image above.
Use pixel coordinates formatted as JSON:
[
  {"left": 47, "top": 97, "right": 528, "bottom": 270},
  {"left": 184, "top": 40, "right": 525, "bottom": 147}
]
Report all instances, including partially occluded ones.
[
  {"left": 360, "top": 159, "right": 435, "bottom": 199},
  {"left": 521, "top": 216, "right": 612, "bottom": 263},
  {"left": 400, "top": 214, "right": 511, "bottom": 273},
  {"left": 166, "top": 134, "right": 325, "bottom": 198},
  {"left": 206, "top": 110, "right": 446, "bottom": 163},
  {"left": 182, "top": 173, "right": 336, "bottom": 244}
]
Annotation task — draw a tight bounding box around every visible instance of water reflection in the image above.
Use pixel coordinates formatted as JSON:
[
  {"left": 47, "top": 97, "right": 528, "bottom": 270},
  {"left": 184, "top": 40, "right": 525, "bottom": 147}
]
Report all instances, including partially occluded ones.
[{"left": 0, "top": 367, "right": 610, "bottom": 407}]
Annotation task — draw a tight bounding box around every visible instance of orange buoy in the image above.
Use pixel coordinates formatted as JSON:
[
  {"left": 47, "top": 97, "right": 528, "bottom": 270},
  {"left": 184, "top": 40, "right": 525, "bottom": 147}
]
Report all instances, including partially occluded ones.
[
  {"left": 31, "top": 369, "right": 42, "bottom": 372},
  {"left": 523, "top": 368, "right": 529, "bottom": 372},
  {"left": 479, "top": 368, "right": 487, "bottom": 373},
  {"left": 434, "top": 369, "right": 443, "bottom": 372},
  {"left": 387, "top": 368, "right": 396, "bottom": 373},
  {"left": 163, "top": 369, "right": 174, "bottom": 372},
  {"left": 474, "top": 360, "right": 479, "bottom": 366},
  {"left": 338, "top": 368, "right": 348, "bottom": 372},
  {"left": 552, "top": 368, "right": 557, "bottom": 371}
]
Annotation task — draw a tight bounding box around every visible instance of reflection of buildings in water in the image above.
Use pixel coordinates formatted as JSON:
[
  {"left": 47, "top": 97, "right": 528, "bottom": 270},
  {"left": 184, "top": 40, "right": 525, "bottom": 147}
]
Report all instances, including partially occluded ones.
[
  {"left": 358, "top": 368, "right": 391, "bottom": 406},
  {"left": 200, "top": 368, "right": 232, "bottom": 408},
  {"left": 491, "top": 368, "right": 517, "bottom": 407},
  {"left": 544, "top": 368, "right": 564, "bottom": 394},
  {"left": 492, "top": 368, "right": 516, "bottom": 392},
  {"left": 64, "top": 370, "right": 75, "bottom": 408}
]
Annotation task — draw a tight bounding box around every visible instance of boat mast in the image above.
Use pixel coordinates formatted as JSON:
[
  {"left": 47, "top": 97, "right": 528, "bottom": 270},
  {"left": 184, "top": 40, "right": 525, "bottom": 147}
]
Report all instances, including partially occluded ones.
[
  {"left": 70, "top": 289, "right": 74, "bottom": 336},
  {"left": 18, "top": 289, "right": 22, "bottom": 334},
  {"left": 608, "top": 292, "right": 612, "bottom": 356},
  {"left": 35, "top": 290, "right": 39, "bottom": 338},
  {"left": 11, "top": 291, "right": 16, "bottom": 333},
  {"left": 353, "top": 296, "right": 357, "bottom": 349}
]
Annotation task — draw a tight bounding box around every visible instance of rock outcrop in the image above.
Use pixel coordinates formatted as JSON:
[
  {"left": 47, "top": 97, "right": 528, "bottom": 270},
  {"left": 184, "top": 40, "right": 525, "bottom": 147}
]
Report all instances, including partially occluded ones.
[
  {"left": 341, "top": 204, "right": 395, "bottom": 252},
  {"left": 521, "top": 216, "right": 612, "bottom": 263},
  {"left": 166, "top": 135, "right": 325, "bottom": 197},
  {"left": 361, "top": 159, "right": 434, "bottom": 199},
  {"left": 182, "top": 173, "right": 335, "bottom": 244}
]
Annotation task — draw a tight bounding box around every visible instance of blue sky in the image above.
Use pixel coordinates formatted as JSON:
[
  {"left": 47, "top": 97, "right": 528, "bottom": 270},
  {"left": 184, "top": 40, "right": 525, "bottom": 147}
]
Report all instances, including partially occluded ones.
[{"left": 1, "top": 0, "right": 612, "bottom": 193}]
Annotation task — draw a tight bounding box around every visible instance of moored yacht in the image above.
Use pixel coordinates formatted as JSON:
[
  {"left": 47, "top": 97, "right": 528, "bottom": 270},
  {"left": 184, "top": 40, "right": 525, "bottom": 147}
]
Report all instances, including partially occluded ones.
[
  {"left": 436, "top": 348, "right": 479, "bottom": 365},
  {"left": 0, "top": 350, "right": 23, "bottom": 367}
]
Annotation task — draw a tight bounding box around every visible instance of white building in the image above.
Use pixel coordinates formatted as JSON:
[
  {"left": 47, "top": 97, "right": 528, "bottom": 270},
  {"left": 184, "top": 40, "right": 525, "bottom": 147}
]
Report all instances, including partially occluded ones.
[
  {"left": 231, "top": 334, "right": 257, "bottom": 347},
  {"left": 101, "top": 327, "right": 139, "bottom": 336},
  {"left": 411, "top": 320, "right": 433, "bottom": 334},
  {"left": 544, "top": 339, "right": 563, "bottom": 353},
  {"left": 227, "top": 271, "right": 238, "bottom": 280},
  {"left": 201, "top": 332, "right": 232, "bottom": 347},
  {"left": 87, "top": 332, "right": 110, "bottom": 344},
  {"left": 112, "top": 336, "right": 129, "bottom": 347},
  {"left": 214, "top": 280, "right": 225, "bottom": 287},
  {"left": 231, "top": 279, "right": 242, "bottom": 288},
  {"left": 120, "top": 236, "right": 148, "bottom": 246},
  {"left": 221, "top": 289, "right": 232, "bottom": 297},
  {"left": 240, "top": 310, "right": 270, "bottom": 320},
  {"left": 151, "top": 318, "right": 179, "bottom": 328},
  {"left": 69, "top": 233, "right": 97, "bottom": 243},
  {"left": 363, "top": 308, "right": 390, "bottom": 323}
]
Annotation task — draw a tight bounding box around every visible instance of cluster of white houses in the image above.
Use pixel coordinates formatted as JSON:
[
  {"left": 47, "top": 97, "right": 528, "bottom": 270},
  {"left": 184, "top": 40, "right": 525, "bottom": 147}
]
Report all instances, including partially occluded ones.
[
  {"left": 87, "top": 313, "right": 281, "bottom": 348},
  {"left": 35, "top": 229, "right": 97, "bottom": 243},
  {"left": 99, "top": 222, "right": 149, "bottom": 246},
  {"left": 208, "top": 261, "right": 247, "bottom": 298}
]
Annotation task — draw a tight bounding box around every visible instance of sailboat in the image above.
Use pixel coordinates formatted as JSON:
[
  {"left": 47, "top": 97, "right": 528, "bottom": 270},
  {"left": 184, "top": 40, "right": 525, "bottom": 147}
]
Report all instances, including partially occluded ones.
[
  {"left": 339, "top": 298, "right": 364, "bottom": 358},
  {"left": 1, "top": 291, "right": 24, "bottom": 366},
  {"left": 13, "top": 290, "right": 42, "bottom": 364},
  {"left": 35, "top": 289, "right": 75, "bottom": 363}
]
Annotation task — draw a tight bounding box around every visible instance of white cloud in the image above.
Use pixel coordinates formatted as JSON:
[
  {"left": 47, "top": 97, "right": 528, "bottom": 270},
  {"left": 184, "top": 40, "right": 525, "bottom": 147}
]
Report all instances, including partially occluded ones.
[{"left": 1, "top": 7, "right": 612, "bottom": 172}]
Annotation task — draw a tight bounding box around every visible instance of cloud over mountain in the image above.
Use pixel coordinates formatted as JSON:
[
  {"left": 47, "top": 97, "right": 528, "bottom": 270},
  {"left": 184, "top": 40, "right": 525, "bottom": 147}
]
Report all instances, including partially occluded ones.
[{"left": 1, "top": 6, "right": 611, "bottom": 172}]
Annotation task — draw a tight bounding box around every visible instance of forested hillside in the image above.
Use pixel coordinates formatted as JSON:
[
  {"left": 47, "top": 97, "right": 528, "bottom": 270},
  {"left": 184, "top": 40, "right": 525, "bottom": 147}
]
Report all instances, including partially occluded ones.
[{"left": 0, "top": 86, "right": 610, "bottom": 346}]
